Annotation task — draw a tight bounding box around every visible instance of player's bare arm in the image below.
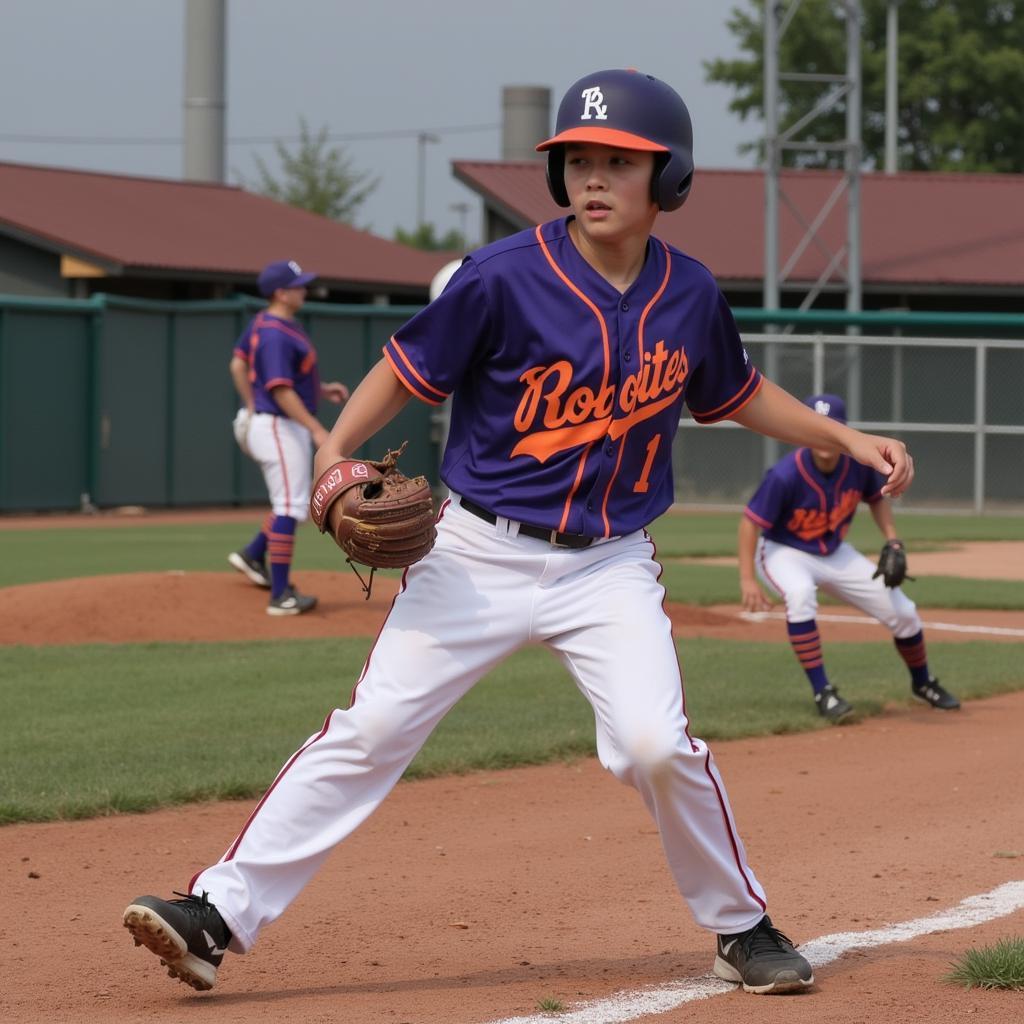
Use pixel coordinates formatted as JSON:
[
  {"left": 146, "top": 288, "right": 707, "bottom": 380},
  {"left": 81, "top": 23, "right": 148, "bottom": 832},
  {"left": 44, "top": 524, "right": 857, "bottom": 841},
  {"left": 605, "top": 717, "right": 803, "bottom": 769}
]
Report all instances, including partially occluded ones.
[
  {"left": 737, "top": 516, "right": 773, "bottom": 612},
  {"left": 229, "top": 355, "right": 255, "bottom": 412},
  {"left": 314, "top": 358, "right": 412, "bottom": 478},
  {"left": 731, "top": 380, "right": 914, "bottom": 497},
  {"left": 270, "top": 384, "right": 330, "bottom": 449},
  {"left": 869, "top": 496, "right": 899, "bottom": 542}
]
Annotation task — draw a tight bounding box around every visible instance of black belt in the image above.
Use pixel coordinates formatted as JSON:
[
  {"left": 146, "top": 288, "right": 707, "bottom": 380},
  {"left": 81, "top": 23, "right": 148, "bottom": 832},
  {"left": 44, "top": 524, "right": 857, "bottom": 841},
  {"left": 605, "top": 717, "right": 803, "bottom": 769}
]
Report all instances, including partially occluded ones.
[{"left": 459, "top": 497, "right": 595, "bottom": 549}]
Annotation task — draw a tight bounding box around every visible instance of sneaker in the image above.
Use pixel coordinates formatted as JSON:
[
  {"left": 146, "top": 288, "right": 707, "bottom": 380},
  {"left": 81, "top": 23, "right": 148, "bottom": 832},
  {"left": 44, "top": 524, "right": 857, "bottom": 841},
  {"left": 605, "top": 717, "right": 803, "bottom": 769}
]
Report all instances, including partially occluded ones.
[
  {"left": 228, "top": 550, "right": 270, "bottom": 589},
  {"left": 814, "top": 684, "right": 854, "bottom": 722},
  {"left": 912, "top": 677, "right": 961, "bottom": 710},
  {"left": 123, "top": 891, "right": 231, "bottom": 991},
  {"left": 266, "top": 584, "right": 318, "bottom": 616},
  {"left": 714, "top": 914, "right": 814, "bottom": 994}
]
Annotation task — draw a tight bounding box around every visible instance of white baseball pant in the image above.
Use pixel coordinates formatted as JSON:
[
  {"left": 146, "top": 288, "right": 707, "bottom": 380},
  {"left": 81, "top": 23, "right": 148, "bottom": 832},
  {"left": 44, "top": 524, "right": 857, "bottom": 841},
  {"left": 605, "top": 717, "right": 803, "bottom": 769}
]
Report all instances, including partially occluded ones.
[
  {"left": 756, "top": 537, "right": 922, "bottom": 637},
  {"left": 247, "top": 413, "right": 312, "bottom": 521},
  {"left": 193, "top": 496, "right": 768, "bottom": 951}
]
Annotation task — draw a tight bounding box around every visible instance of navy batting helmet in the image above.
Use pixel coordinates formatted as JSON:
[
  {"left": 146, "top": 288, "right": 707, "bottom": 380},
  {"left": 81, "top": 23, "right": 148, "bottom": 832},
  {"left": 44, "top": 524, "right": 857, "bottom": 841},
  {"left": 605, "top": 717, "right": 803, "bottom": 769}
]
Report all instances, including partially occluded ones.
[{"left": 535, "top": 68, "right": 694, "bottom": 212}]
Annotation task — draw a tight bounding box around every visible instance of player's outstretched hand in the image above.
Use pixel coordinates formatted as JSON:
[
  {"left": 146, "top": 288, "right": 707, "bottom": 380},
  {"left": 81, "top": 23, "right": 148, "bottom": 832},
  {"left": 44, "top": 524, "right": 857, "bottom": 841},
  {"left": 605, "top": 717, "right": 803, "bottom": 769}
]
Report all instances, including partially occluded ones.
[
  {"left": 321, "top": 381, "right": 350, "bottom": 405},
  {"left": 740, "top": 579, "right": 773, "bottom": 613},
  {"left": 847, "top": 433, "right": 914, "bottom": 498}
]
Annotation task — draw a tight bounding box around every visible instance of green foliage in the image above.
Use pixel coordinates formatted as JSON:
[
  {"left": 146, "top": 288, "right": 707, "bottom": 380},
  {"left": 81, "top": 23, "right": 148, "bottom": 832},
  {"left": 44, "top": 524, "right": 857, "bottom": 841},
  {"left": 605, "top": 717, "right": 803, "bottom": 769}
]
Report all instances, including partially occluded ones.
[
  {"left": 705, "top": 1, "right": 1024, "bottom": 172},
  {"left": 242, "top": 117, "right": 379, "bottom": 223},
  {"left": 537, "top": 997, "right": 566, "bottom": 1012},
  {"left": 394, "top": 222, "right": 466, "bottom": 251},
  {"left": 945, "top": 936, "right": 1024, "bottom": 990},
  {"left": 2, "top": 637, "right": 1022, "bottom": 824}
]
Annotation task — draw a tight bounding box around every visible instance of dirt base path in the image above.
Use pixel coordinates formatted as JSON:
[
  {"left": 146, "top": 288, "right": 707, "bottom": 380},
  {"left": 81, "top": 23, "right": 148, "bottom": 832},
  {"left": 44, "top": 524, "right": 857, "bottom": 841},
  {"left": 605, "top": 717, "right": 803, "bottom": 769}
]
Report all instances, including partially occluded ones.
[
  {"left": 3, "top": 570, "right": 1023, "bottom": 646},
  {"left": 3, "top": 691, "right": 1023, "bottom": 1024}
]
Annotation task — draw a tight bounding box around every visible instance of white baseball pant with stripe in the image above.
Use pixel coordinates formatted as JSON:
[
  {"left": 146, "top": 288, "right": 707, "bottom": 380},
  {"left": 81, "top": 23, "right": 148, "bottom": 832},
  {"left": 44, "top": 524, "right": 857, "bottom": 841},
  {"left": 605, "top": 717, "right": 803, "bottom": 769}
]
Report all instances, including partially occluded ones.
[
  {"left": 193, "top": 497, "right": 768, "bottom": 951},
  {"left": 756, "top": 537, "right": 922, "bottom": 637},
  {"left": 247, "top": 413, "right": 312, "bottom": 521}
]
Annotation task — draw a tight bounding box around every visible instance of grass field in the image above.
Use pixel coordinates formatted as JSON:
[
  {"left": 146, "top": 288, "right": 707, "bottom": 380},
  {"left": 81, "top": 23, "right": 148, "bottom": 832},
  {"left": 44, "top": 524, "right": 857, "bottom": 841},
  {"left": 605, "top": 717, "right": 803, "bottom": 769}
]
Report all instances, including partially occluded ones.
[{"left": 2, "top": 509, "right": 1022, "bottom": 824}]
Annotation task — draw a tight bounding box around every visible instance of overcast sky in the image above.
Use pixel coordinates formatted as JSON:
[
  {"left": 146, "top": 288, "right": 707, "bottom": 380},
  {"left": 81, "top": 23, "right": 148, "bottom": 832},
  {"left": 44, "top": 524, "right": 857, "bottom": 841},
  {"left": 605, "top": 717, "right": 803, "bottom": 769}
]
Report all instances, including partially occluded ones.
[{"left": 0, "top": 0, "right": 760, "bottom": 243}]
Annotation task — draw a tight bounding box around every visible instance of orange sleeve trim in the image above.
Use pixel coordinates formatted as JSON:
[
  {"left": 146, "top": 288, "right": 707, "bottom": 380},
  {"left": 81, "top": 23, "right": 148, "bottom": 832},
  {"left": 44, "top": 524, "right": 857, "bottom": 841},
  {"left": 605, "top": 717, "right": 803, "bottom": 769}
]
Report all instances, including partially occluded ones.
[
  {"left": 383, "top": 348, "right": 444, "bottom": 406},
  {"left": 388, "top": 337, "right": 448, "bottom": 400},
  {"left": 744, "top": 507, "right": 773, "bottom": 529},
  {"left": 691, "top": 366, "right": 763, "bottom": 422}
]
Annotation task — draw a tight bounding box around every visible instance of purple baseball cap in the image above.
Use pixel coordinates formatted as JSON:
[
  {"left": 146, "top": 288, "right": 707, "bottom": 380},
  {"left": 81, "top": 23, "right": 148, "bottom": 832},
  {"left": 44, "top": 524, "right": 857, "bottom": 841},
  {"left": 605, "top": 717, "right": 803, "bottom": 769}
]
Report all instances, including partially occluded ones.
[
  {"left": 804, "top": 393, "right": 847, "bottom": 423},
  {"left": 257, "top": 259, "right": 317, "bottom": 298}
]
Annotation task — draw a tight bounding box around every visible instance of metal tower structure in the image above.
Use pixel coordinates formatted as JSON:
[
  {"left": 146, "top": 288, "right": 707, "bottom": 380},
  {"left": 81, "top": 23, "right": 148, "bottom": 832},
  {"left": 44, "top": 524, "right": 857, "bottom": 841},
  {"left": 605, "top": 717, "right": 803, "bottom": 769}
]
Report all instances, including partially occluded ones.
[{"left": 763, "top": 0, "right": 863, "bottom": 318}]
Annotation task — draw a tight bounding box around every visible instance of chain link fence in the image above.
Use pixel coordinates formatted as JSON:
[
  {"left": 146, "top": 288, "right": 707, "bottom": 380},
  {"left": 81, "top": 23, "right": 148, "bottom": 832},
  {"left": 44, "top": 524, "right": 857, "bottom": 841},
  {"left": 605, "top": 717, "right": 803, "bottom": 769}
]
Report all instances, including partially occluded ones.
[{"left": 674, "top": 332, "right": 1024, "bottom": 512}]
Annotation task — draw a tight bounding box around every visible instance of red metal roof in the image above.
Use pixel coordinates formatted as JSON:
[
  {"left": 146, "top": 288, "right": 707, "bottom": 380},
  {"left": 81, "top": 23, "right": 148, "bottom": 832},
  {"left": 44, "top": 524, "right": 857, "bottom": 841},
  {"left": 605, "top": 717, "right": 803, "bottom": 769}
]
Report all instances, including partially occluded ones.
[
  {"left": 453, "top": 160, "right": 1024, "bottom": 290},
  {"left": 0, "top": 161, "right": 450, "bottom": 290}
]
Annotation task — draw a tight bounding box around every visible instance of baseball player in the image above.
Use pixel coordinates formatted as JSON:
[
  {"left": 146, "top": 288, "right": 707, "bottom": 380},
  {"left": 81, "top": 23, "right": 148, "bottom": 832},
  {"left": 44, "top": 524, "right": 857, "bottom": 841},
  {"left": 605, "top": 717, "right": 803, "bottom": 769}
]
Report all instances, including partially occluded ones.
[
  {"left": 738, "top": 393, "right": 960, "bottom": 721},
  {"left": 227, "top": 259, "right": 349, "bottom": 615},
  {"left": 125, "top": 70, "right": 916, "bottom": 996}
]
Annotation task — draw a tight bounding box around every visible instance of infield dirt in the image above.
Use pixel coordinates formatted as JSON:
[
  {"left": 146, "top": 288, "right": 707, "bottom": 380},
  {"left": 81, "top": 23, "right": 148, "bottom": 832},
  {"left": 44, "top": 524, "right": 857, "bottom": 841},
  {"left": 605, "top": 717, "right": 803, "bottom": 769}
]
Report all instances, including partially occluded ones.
[{"left": 1, "top": 541, "right": 1022, "bottom": 1023}]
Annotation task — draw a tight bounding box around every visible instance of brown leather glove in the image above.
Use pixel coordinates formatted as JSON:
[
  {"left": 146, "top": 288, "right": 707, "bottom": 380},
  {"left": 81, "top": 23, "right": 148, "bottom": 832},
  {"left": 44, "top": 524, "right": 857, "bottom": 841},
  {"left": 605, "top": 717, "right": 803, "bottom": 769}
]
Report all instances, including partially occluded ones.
[{"left": 310, "top": 443, "right": 436, "bottom": 570}]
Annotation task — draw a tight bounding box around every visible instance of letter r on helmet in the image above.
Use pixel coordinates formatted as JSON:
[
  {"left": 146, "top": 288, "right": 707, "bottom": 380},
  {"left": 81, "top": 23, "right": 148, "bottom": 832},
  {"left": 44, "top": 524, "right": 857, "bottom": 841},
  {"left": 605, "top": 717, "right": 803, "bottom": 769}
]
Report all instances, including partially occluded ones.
[{"left": 580, "top": 86, "right": 608, "bottom": 121}]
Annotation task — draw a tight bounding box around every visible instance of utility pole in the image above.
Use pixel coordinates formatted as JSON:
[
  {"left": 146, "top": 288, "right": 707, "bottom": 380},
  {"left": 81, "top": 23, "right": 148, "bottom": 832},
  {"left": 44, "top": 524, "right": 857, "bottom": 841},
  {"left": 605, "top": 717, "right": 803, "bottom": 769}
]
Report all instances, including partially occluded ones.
[
  {"left": 416, "top": 132, "right": 440, "bottom": 231},
  {"left": 183, "top": 0, "right": 226, "bottom": 182},
  {"left": 885, "top": 0, "right": 902, "bottom": 173}
]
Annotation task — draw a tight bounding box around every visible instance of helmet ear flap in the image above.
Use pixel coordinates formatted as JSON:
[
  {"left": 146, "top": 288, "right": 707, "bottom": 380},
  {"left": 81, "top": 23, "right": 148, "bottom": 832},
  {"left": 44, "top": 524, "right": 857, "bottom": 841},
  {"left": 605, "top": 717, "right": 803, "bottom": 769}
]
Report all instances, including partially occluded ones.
[
  {"left": 545, "top": 147, "right": 571, "bottom": 207},
  {"left": 652, "top": 151, "right": 694, "bottom": 212}
]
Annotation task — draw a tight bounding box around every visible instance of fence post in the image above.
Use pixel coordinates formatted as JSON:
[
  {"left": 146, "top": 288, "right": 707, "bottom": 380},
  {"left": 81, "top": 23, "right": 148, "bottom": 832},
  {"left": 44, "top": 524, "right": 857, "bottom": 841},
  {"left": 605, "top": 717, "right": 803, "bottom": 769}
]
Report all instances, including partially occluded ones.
[
  {"left": 974, "top": 344, "right": 986, "bottom": 514},
  {"left": 166, "top": 311, "right": 176, "bottom": 505},
  {"left": 85, "top": 301, "right": 102, "bottom": 508},
  {"left": 812, "top": 335, "right": 825, "bottom": 394}
]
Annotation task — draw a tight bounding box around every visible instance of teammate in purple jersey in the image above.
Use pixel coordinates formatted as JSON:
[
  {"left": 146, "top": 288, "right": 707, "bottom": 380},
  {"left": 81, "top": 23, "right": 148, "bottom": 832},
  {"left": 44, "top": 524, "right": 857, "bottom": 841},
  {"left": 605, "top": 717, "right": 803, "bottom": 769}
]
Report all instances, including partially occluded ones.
[
  {"left": 227, "top": 259, "right": 349, "bottom": 615},
  {"left": 124, "top": 70, "right": 916, "bottom": 997},
  {"left": 739, "top": 393, "right": 960, "bottom": 722}
]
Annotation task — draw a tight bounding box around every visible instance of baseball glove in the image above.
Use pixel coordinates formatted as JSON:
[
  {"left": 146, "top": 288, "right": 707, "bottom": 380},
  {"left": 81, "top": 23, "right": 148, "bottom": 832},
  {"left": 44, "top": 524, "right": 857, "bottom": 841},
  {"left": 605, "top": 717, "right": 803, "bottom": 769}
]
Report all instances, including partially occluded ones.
[
  {"left": 872, "top": 538, "right": 915, "bottom": 588},
  {"left": 309, "top": 442, "right": 436, "bottom": 573}
]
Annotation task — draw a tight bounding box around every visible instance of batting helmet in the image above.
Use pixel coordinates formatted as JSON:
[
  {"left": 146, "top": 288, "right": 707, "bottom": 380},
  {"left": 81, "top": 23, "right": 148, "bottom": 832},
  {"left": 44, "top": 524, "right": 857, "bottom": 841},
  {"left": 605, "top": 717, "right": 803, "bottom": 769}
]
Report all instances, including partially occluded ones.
[{"left": 535, "top": 68, "right": 694, "bottom": 212}]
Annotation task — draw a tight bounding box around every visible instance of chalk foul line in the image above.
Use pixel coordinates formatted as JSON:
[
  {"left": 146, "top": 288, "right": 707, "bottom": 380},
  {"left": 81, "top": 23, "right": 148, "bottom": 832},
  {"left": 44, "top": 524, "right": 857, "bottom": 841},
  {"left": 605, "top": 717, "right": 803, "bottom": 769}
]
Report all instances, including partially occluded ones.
[
  {"left": 741, "top": 609, "right": 1024, "bottom": 638},
  {"left": 486, "top": 881, "right": 1024, "bottom": 1024}
]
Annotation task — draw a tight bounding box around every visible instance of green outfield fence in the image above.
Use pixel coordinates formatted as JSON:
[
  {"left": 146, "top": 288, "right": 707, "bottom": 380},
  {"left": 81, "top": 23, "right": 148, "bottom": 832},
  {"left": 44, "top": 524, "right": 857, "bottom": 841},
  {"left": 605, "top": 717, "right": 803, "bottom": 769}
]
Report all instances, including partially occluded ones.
[{"left": 1, "top": 294, "right": 1023, "bottom": 513}]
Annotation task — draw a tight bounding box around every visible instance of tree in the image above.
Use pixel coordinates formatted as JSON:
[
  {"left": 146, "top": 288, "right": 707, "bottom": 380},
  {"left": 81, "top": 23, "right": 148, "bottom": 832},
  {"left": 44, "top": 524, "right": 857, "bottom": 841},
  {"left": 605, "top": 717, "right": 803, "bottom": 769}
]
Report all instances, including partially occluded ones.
[
  {"left": 393, "top": 223, "right": 466, "bottom": 252},
  {"left": 243, "top": 118, "right": 379, "bottom": 223},
  {"left": 705, "top": 1, "right": 1024, "bottom": 172}
]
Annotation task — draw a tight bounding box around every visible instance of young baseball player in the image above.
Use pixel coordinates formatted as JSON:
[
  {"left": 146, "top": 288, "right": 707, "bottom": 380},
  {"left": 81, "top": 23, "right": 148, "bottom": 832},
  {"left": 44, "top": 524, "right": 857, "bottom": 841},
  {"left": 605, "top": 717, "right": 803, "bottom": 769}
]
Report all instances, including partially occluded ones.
[
  {"left": 738, "top": 393, "right": 960, "bottom": 722},
  {"left": 227, "top": 259, "right": 349, "bottom": 615},
  {"left": 125, "top": 70, "right": 917, "bottom": 997}
]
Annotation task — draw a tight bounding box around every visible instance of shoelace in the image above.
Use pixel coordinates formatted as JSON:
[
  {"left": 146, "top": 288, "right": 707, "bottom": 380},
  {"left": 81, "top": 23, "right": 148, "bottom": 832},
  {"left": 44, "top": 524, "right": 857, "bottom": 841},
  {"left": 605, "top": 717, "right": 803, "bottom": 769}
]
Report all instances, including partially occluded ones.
[
  {"left": 170, "top": 890, "right": 215, "bottom": 913},
  {"left": 740, "top": 918, "right": 795, "bottom": 957}
]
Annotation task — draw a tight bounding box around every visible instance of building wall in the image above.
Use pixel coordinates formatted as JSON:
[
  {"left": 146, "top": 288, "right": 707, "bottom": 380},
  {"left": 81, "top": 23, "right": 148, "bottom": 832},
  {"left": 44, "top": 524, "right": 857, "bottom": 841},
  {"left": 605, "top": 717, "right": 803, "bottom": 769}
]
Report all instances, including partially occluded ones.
[{"left": 0, "top": 235, "right": 65, "bottom": 297}]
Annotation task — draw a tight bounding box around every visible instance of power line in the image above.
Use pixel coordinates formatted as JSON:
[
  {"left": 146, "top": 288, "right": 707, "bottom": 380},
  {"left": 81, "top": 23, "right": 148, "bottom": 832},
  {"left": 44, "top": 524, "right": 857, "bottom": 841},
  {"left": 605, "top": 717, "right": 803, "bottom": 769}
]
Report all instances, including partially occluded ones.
[{"left": 0, "top": 122, "right": 501, "bottom": 147}]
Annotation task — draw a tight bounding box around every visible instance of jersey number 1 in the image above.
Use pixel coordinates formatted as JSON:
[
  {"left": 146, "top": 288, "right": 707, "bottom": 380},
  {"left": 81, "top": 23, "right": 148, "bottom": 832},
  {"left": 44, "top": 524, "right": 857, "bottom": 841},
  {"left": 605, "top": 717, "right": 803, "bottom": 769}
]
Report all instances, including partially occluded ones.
[{"left": 633, "top": 435, "right": 662, "bottom": 494}]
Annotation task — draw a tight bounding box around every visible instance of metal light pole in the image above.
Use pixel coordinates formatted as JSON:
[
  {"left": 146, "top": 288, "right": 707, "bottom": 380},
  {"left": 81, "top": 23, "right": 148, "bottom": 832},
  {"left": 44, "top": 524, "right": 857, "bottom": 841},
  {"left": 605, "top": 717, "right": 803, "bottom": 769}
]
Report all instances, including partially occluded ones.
[
  {"left": 450, "top": 201, "right": 470, "bottom": 247},
  {"left": 885, "top": 0, "right": 902, "bottom": 173},
  {"left": 417, "top": 132, "right": 441, "bottom": 230}
]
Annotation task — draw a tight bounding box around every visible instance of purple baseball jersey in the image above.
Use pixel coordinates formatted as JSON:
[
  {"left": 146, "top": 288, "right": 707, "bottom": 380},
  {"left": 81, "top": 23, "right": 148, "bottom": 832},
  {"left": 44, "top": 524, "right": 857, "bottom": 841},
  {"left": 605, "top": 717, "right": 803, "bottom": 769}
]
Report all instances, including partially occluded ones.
[
  {"left": 233, "top": 312, "right": 320, "bottom": 416},
  {"left": 384, "top": 217, "right": 762, "bottom": 538},
  {"left": 744, "top": 449, "right": 888, "bottom": 555}
]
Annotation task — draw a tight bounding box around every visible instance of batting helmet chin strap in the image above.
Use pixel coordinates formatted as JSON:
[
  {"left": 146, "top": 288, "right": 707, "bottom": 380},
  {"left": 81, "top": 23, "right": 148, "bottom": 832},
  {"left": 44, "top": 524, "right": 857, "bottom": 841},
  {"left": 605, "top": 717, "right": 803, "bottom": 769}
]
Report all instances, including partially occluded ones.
[{"left": 545, "top": 149, "right": 693, "bottom": 212}]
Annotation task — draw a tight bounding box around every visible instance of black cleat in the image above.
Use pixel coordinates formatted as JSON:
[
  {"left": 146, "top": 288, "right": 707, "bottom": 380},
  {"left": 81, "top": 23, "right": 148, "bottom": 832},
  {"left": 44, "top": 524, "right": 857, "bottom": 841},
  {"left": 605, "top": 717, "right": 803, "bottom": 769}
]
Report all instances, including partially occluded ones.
[
  {"left": 714, "top": 914, "right": 814, "bottom": 994},
  {"left": 814, "top": 684, "right": 854, "bottom": 722},
  {"left": 123, "top": 891, "right": 231, "bottom": 991},
  {"left": 228, "top": 550, "right": 271, "bottom": 588},
  {"left": 912, "top": 677, "right": 961, "bottom": 710},
  {"left": 266, "top": 584, "right": 318, "bottom": 616}
]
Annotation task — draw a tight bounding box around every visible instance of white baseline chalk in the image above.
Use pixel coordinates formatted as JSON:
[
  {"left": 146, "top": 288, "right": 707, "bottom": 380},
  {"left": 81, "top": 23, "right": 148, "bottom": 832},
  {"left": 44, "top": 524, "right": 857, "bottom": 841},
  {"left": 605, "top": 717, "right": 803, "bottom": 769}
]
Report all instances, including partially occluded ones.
[{"left": 486, "top": 881, "right": 1024, "bottom": 1024}]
